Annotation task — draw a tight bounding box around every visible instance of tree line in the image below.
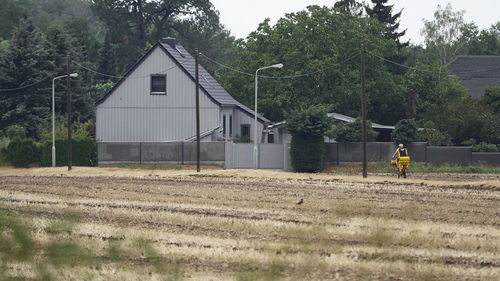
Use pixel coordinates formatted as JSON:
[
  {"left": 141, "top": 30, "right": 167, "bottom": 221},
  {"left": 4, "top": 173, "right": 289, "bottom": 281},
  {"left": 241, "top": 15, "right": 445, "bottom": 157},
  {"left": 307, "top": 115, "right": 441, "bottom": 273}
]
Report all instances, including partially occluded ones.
[{"left": 0, "top": 0, "right": 499, "bottom": 149}]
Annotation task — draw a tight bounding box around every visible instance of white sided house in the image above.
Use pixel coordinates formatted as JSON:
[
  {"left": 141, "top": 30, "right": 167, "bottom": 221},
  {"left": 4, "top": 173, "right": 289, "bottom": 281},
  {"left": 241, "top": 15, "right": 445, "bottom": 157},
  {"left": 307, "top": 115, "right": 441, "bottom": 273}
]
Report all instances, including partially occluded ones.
[{"left": 96, "top": 37, "right": 277, "bottom": 144}]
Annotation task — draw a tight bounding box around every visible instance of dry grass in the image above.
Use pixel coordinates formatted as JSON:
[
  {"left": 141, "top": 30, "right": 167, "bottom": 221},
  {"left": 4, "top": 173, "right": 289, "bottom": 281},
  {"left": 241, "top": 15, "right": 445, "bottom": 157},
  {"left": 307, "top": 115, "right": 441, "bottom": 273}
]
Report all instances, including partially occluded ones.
[{"left": 0, "top": 167, "right": 498, "bottom": 280}]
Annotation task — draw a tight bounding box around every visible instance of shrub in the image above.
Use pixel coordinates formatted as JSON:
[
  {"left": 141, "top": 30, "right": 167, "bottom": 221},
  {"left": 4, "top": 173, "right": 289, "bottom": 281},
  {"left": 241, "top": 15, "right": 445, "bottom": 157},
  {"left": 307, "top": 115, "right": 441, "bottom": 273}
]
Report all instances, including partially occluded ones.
[
  {"left": 6, "top": 138, "right": 34, "bottom": 168},
  {"left": 418, "top": 122, "right": 452, "bottom": 146},
  {"left": 391, "top": 119, "right": 418, "bottom": 147},
  {"left": 5, "top": 125, "right": 27, "bottom": 139},
  {"left": 462, "top": 139, "right": 499, "bottom": 152},
  {"left": 285, "top": 105, "right": 331, "bottom": 173},
  {"left": 330, "top": 118, "right": 378, "bottom": 142},
  {"left": 290, "top": 135, "right": 325, "bottom": 172},
  {"left": 41, "top": 138, "right": 97, "bottom": 167}
]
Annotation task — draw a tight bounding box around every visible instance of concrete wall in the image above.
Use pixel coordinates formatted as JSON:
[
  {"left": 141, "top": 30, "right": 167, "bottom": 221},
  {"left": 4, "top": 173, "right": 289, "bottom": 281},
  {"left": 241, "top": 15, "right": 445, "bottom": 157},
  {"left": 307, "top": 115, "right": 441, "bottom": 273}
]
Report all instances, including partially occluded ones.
[
  {"left": 98, "top": 142, "right": 225, "bottom": 165},
  {"left": 426, "top": 146, "right": 472, "bottom": 166},
  {"left": 259, "top": 144, "right": 284, "bottom": 169},
  {"left": 98, "top": 142, "right": 140, "bottom": 163},
  {"left": 99, "top": 142, "right": 500, "bottom": 168},
  {"left": 472, "top": 153, "right": 500, "bottom": 166},
  {"left": 225, "top": 143, "right": 286, "bottom": 169}
]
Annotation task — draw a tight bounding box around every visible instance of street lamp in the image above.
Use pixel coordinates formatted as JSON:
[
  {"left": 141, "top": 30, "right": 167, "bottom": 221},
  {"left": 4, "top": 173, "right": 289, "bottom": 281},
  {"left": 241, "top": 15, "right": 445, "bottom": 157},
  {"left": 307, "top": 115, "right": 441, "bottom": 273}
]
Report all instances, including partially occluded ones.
[
  {"left": 52, "top": 73, "right": 78, "bottom": 167},
  {"left": 254, "top": 63, "right": 283, "bottom": 169}
]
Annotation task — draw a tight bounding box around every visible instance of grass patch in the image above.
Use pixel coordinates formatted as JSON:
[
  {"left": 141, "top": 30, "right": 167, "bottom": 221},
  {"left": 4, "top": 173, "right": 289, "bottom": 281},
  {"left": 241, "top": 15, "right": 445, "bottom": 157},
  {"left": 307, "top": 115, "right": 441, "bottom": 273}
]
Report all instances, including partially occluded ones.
[
  {"left": 232, "top": 261, "right": 286, "bottom": 281},
  {"left": 325, "top": 162, "right": 500, "bottom": 174},
  {"left": 45, "top": 211, "right": 81, "bottom": 235}
]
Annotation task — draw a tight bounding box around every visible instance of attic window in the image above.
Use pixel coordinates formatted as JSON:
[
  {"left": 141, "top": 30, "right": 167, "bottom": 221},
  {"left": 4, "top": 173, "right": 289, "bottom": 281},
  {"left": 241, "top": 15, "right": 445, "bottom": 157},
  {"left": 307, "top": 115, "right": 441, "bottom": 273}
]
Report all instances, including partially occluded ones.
[{"left": 151, "top": 74, "right": 166, "bottom": 95}]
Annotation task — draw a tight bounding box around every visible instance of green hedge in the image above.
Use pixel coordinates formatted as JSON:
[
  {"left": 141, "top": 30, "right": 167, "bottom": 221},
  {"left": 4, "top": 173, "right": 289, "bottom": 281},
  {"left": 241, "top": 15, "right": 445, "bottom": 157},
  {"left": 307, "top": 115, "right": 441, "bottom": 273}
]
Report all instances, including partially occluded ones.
[
  {"left": 41, "top": 138, "right": 97, "bottom": 167},
  {"left": 6, "top": 138, "right": 34, "bottom": 168},
  {"left": 290, "top": 135, "right": 325, "bottom": 173}
]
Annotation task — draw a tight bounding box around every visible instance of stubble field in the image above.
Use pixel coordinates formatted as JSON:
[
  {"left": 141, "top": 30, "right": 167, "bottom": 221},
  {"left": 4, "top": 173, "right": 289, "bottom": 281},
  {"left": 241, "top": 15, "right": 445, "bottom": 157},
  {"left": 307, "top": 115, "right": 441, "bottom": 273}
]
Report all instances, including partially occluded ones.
[{"left": 0, "top": 167, "right": 499, "bottom": 280}]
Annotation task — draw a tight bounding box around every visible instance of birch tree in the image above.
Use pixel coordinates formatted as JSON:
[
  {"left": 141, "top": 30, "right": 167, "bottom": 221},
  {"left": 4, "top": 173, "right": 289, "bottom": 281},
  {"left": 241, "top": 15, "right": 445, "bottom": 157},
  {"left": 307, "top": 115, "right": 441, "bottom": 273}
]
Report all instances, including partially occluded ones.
[{"left": 421, "top": 3, "right": 467, "bottom": 65}]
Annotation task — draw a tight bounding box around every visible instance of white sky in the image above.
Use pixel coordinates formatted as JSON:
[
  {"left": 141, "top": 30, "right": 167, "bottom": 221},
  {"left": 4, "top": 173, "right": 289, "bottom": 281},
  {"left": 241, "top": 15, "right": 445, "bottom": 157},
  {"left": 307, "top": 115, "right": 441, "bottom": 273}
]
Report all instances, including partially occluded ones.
[{"left": 210, "top": 0, "right": 500, "bottom": 45}]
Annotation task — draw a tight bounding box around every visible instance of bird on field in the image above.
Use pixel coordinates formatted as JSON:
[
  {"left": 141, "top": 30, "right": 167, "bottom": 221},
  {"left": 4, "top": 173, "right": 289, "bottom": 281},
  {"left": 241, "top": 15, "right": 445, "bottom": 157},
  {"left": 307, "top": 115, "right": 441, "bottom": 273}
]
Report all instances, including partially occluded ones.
[{"left": 297, "top": 198, "right": 303, "bottom": 205}]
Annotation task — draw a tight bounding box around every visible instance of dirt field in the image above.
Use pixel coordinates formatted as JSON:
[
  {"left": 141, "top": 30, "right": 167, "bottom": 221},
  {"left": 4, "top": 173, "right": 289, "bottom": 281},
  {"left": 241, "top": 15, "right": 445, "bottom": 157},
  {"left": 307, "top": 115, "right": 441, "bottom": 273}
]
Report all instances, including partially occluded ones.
[{"left": 0, "top": 167, "right": 499, "bottom": 280}]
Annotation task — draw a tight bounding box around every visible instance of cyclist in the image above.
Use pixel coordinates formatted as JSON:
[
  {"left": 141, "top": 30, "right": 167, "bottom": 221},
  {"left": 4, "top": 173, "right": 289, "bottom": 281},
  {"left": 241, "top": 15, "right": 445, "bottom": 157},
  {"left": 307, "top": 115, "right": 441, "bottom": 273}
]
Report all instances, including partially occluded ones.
[{"left": 392, "top": 143, "right": 408, "bottom": 168}]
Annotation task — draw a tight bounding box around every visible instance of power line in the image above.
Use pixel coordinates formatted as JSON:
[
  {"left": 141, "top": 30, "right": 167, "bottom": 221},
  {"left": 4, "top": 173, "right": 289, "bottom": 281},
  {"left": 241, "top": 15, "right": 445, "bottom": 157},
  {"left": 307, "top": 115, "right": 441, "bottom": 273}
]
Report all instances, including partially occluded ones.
[
  {"left": 366, "top": 50, "right": 500, "bottom": 75},
  {"left": 200, "top": 52, "right": 360, "bottom": 79},
  {"left": 365, "top": 51, "right": 448, "bottom": 74},
  {"left": 0, "top": 77, "right": 50, "bottom": 92}
]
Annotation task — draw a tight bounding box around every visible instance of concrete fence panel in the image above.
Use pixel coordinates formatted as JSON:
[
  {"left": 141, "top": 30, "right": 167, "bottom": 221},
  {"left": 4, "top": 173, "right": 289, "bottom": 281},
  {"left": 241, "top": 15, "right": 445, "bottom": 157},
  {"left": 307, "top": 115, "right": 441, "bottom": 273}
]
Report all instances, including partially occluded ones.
[
  {"left": 184, "top": 142, "right": 225, "bottom": 163},
  {"left": 98, "top": 142, "right": 140, "bottom": 163},
  {"left": 472, "top": 153, "right": 500, "bottom": 166},
  {"left": 426, "top": 146, "right": 472, "bottom": 165},
  {"left": 141, "top": 142, "right": 182, "bottom": 163},
  {"left": 409, "top": 142, "right": 427, "bottom": 162},
  {"left": 379, "top": 142, "right": 396, "bottom": 161},
  {"left": 338, "top": 142, "right": 362, "bottom": 162},
  {"left": 259, "top": 144, "right": 284, "bottom": 169},
  {"left": 325, "top": 143, "right": 339, "bottom": 164},
  {"left": 233, "top": 143, "right": 253, "bottom": 169}
]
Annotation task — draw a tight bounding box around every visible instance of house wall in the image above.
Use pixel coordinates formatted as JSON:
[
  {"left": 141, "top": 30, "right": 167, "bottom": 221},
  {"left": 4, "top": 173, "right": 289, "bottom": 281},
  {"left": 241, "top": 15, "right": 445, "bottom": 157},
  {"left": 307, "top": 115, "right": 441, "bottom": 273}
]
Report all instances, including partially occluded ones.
[
  {"left": 232, "top": 108, "right": 265, "bottom": 142},
  {"left": 96, "top": 46, "right": 220, "bottom": 142}
]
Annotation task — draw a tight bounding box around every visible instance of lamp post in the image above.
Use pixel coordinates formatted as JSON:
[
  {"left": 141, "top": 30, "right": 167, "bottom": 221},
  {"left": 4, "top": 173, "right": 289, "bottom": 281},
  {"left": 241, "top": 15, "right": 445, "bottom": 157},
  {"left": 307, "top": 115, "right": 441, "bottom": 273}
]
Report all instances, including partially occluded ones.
[
  {"left": 254, "top": 63, "right": 283, "bottom": 169},
  {"left": 52, "top": 73, "right": 78, "bottom": 167}
]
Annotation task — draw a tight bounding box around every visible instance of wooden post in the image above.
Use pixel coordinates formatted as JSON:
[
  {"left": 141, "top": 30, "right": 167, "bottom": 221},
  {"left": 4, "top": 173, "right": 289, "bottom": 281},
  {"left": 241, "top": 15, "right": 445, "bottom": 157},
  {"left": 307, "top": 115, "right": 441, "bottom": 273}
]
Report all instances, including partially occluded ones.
[
  {"left": 195, "top": 49, "right": 200, "bottom": 172},
  {"left": 360, "top": 42, "right": 367, "bottom": 178},
  {"left": 67, "top": 55, "right": 72, "bottom": 171}
]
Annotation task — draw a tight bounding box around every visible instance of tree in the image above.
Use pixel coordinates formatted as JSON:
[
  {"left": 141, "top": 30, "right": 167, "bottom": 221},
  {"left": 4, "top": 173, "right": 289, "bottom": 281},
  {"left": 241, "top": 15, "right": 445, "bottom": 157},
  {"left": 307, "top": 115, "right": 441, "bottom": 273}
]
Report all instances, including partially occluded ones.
[
  {"left": 334, "top": 0, "right": 363, "bottom": 16},
  {"left": 90, "top": 0, "right": 223, "bottom": 73},
  {"left": 330, "top": 118, "right": 378, "bottom": 142},
  {"left": 482, "top": 86, "right": 500, "bottom": 114},
  {"left": 421, "top": 3, "right": 468, "bottom": 65},
  {"left": 404, "top": 63, "right": 467, "bottom": 121},
  {"left": 0, "top": 17, "right": 55, "bottom": 138},
  {"left": 365, "top": 0, "right": 408, "bottom": 49},
  {"left": 285, "top": 105, "right": 332, "bottom": 173},
  {"left": 391, "top": 119, "right": 418, "bottom": 147},
  {"left": 217, "top": 6, "right": 405, "bottom": 124},
  {"left": 466, "top": 22, "right": 500, "bottom": 55}
]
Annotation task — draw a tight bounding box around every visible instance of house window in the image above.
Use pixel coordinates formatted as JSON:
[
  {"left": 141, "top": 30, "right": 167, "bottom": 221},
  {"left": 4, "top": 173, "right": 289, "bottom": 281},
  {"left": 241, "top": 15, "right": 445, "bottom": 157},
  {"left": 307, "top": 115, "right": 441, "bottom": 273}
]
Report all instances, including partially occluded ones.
[
  {"left": 223, "top": 115, "right": 226, "bottom": 137},
  {"left": 241, "top": 124, "right": 250, "bottom": 139},
  {"left": 229, "top": 115, "right": 233, "bottom": 137},
  {"left": 268, "top": 133, "right": 274, "bottom": 143},
  {"left": 151, "top": 74, "right": 166, "bottom": 94}
]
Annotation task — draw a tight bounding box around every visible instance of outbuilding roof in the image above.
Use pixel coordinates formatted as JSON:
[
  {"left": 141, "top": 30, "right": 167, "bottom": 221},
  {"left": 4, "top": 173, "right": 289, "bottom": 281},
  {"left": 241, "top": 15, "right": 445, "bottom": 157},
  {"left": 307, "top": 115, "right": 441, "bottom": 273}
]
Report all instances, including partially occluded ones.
[
  {"left": 96, "top": 37, "right": 270, "bottom": 123},
  {"left": 327, "top": 113, "right": 394, "bottom": 130},
  {"left": 447, "top": 56, "right": 500, "bottom": 99}
]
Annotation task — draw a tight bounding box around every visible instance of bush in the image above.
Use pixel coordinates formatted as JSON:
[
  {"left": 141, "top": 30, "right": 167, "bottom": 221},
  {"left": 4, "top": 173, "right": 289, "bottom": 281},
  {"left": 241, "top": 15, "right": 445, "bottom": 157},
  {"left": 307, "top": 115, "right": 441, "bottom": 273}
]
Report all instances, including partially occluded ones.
[
  {"left": 5, "top": 125, "right": 27, "bottom": 139},
  {"left": 40, "top": 138, "right": 97, "bottom": 167},
  {"left": 330, "top": 118, "right": 378, "bottom": 142},
  {"left": 285, "top": 105, "right": 331, "bottom": 173},
  {"left": 391, "top": 119, "right": 418, "bottom": 147},
  {"left": 462, "top": 139, "right": 499, "bottom": 152},
  {"left": 418, "top": 122, "right": 452, "bottom": 146},
  {"left": 290, "top": 136, "right": 325, "bottom": 172},
  {"left": 6, "top": 138, "right": 34, "bottom": 168}
]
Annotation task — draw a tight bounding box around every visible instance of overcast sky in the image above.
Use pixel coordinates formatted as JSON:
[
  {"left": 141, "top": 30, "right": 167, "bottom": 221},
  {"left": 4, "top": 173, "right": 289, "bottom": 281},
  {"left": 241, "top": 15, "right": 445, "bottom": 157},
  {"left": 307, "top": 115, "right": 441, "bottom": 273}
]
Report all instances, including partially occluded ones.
[{"left": 210, "top": 0, "right": 500, "bottom": 45}]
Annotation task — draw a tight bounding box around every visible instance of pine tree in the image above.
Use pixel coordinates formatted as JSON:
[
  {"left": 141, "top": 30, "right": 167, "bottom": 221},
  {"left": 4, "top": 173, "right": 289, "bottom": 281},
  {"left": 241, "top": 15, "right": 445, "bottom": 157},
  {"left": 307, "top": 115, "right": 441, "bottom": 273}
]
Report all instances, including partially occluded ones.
[
  {"left": 365, "top": 0, "right": 408, "bottom": 49},
  {"left": 0, "top": 17, "right": 55, "bottom": 138}
]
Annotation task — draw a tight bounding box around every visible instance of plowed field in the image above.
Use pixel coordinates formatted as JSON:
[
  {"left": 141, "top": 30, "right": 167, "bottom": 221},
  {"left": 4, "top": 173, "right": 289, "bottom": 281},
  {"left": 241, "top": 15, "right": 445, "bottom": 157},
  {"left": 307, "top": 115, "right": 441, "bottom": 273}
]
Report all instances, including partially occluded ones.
[{"left": 0, "top": 167, "right": 499, "bottom": 280}]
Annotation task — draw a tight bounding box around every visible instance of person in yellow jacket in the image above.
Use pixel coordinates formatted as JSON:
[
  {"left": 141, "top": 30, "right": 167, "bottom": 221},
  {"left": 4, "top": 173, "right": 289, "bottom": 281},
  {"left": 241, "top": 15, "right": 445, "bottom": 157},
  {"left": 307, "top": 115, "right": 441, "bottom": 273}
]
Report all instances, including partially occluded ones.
[{"left": 392, "top": 143, "right": 408, "bottom": 168}]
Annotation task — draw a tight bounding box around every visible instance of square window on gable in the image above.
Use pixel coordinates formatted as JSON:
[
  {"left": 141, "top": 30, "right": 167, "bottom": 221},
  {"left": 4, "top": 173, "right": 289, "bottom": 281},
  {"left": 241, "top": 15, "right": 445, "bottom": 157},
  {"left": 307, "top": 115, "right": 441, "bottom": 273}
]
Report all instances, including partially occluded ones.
[{"left": 151, "top": 74, "right": 166, "bottom": 94}]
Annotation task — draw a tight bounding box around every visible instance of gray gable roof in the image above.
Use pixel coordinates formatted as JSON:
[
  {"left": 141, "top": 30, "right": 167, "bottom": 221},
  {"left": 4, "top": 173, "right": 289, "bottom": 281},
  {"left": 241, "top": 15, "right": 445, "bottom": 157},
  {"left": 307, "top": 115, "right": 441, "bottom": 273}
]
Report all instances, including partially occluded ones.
[
  {"left": 96, "top": 37, "right": 270, "bottom": 124},
  {"left": 447, "top": 56, "right": 500, "bottom": 99}
]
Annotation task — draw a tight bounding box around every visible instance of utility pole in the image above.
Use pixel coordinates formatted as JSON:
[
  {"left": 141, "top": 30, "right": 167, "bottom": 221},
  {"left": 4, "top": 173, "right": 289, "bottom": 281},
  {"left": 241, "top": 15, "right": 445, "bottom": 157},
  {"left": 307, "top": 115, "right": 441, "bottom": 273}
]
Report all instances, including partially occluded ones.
[
  {"left": 360, "top": 42, "right": 367, "bottom": 178},
  {"left": 67, "top": 55, "right": 72, "bottom": 171},
  {"left": 195, "top": 48, "right": 200, "bottom": 172}
]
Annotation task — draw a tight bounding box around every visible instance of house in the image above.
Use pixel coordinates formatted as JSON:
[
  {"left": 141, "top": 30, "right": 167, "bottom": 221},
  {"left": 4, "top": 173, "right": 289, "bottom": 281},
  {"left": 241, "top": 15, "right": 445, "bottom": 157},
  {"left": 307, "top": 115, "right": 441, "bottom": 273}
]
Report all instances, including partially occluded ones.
[
  {"left": 96, "top": 37, "right": 279, "bottom": 144},
  {"left": 447, "top": 56, "right": 500, "bottom": 99}
]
